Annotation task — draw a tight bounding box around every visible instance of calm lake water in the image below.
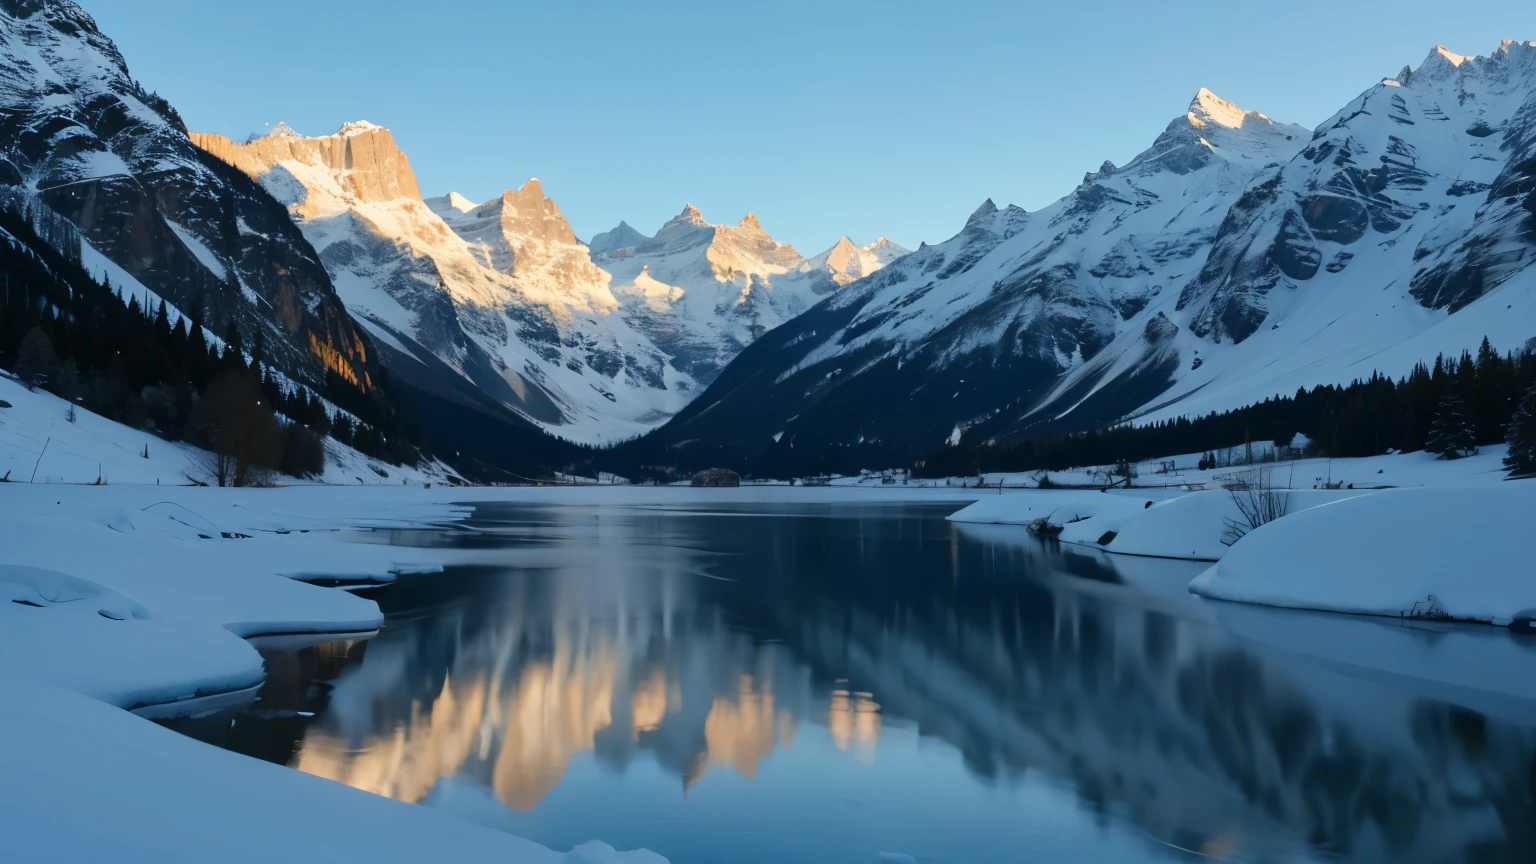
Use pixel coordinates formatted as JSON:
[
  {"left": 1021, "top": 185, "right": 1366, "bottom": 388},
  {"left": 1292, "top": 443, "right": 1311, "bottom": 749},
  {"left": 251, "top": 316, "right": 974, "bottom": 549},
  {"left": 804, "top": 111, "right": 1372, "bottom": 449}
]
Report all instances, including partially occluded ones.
[{"left": 202, "top": 500, "right": 1536, "bottom": 864}]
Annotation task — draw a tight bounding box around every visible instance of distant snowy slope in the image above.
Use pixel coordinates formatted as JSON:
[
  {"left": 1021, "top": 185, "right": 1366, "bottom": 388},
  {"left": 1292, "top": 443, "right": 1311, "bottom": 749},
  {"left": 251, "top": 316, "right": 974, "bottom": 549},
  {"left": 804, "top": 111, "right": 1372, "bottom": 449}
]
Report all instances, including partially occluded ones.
[
  {"left": 630, "top": 87, "right": 1310, "bottom": 467},
  {"left": 632, "top": 44, "right": 1536, "bottom": 473}
]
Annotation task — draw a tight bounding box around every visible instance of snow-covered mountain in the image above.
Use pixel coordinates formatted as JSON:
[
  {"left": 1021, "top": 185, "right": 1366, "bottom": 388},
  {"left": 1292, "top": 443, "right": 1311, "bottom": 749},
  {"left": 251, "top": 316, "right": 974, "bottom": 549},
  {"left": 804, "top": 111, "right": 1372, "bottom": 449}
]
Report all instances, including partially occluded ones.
[
  {"left": 194, "top": 126, "right": 695, "bottom": 444},
  {"left": 633, "top": 45, "right": 1536, "bottom": 472},
  {"left": 800, "top": 235, "right": 908, "bottom": 287},
  {"left": 0, "top": 0, "right": 373, "bottom": 389},
  {"left": 194, "top": 122, "right": 905, "bottom": 444},
  {"left": 592, "top": 207, "right": 908, "bottom": 381}
]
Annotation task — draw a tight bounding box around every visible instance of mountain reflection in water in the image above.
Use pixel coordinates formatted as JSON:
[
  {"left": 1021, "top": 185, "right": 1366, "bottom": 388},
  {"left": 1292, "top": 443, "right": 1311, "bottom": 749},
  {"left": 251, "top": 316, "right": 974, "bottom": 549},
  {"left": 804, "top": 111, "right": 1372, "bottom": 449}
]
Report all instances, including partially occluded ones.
[{"left": 215, "top": 501, "right": 1536, "bottom": 864}]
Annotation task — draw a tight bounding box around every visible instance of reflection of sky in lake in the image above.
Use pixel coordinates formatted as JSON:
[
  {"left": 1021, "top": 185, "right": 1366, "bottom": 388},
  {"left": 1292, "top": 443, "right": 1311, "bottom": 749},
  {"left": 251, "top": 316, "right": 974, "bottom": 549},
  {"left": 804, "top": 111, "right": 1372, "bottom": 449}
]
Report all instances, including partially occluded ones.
[{"left": 226, "top": 502, "right": 1536, "bottom": 864}]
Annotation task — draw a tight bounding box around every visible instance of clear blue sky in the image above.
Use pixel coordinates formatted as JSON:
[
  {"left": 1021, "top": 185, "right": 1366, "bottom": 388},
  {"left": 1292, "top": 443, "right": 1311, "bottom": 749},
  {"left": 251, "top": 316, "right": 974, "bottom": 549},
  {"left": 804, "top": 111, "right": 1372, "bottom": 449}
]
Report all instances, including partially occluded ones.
[{"left": 87, "top": 0, "right": 1531, "bottom": 253}]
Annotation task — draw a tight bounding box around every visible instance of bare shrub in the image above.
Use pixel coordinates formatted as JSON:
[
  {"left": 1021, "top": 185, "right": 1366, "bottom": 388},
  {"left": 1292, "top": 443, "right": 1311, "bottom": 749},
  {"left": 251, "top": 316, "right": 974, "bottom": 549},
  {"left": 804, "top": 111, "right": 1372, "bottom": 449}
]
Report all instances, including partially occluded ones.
[
  {"left": 1403, "top": 595, "right": 1452, "bottom": 621},
  {"left": 1220, "top": 467, "right": 1289, "bottom": 547}
]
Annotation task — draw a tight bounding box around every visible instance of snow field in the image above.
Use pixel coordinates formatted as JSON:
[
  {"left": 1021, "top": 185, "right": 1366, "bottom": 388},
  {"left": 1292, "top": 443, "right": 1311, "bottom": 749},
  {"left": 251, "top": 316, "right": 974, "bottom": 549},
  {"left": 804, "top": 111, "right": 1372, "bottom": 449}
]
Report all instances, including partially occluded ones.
[{"left": 0, "top": 680, "right": 668, "bottom": 864}]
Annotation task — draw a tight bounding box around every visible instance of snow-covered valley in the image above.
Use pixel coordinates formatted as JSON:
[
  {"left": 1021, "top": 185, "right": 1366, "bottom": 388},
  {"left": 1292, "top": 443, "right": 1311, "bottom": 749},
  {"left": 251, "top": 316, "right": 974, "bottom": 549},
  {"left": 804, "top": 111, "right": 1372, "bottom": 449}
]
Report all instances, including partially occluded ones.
[{"left": 3, "top": 0, "right": 1536, "bottom": 860}]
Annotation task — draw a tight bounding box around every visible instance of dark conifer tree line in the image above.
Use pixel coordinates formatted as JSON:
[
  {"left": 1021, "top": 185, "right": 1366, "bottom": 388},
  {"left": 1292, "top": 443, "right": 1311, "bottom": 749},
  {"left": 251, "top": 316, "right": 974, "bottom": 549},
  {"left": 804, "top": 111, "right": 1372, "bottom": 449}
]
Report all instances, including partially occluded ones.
[
  {"left": 917, "top": 338, "right": 1536, "bottom": 479},
  {"left": 0, "top": 203, "right": 424, "bottom": 484}
]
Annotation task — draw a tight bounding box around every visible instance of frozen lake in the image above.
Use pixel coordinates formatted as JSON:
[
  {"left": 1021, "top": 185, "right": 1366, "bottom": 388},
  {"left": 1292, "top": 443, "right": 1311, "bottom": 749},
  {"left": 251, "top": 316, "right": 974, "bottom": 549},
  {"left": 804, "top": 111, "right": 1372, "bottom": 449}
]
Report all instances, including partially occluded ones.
[{"left": 191, "top": 500, "right": 1536, "bottom": 863}]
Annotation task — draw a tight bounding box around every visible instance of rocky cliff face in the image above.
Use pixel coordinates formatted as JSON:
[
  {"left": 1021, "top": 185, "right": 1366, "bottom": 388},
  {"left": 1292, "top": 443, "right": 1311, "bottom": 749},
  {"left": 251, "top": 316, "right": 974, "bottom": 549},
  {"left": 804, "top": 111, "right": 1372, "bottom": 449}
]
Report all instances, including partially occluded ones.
[
  {"left": 429, "top": 180, "right": 619, "bottom": 315},
  {"left": 0, "top": 0, "right": 372, "bottom": 388},
  {"left": 194, "top": 122, "right": 423, "bottom": 204}
]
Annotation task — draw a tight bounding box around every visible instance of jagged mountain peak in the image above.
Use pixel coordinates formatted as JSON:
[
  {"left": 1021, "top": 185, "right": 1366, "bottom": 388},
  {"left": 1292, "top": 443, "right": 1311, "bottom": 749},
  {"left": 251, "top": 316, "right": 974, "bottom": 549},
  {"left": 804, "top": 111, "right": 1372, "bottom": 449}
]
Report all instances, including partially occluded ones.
[
  {"left": 714, "top": 210, "right": 799, "bottom": 264},
  {"left": 1432, "top": 45, "right": 1472, "bottom": 67},
  {"left": 801, "top": 234, "right": 912, "bottom": 288},
  {"left": 588, "top": 220, "right": 651, "bottom": 256},
  {"left": 265, "top": 121, "right": 301, "bottom": 139},
  {"left": 441, "top": 191, "right": 478, "bottom": 214},
  {"left": 1116, "top": 88, "right": 1306, "bottom": 177},
  {"left": 632, "top": 204, "right": 718, "bottom": 256},
  {"left": 510, "top": 177, "right": 544, "bottom": 199},
  {"left": 1187, "top": 88, "right": 1272, "bottom": 130},
  {"left": 964, "top": 198, "right": 999, "bottom": 229},
  {"left": 1399, "top": 40, "right": 1536, "bottom": 88}
]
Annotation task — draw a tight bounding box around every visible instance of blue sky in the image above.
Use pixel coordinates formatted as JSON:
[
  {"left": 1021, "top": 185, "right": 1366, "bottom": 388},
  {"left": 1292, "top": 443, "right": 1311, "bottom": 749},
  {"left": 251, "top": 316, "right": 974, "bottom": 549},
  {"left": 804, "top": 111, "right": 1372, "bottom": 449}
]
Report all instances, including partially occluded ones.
[{"left": 88, "top": 0, "right": 1531, "bottom": 253}]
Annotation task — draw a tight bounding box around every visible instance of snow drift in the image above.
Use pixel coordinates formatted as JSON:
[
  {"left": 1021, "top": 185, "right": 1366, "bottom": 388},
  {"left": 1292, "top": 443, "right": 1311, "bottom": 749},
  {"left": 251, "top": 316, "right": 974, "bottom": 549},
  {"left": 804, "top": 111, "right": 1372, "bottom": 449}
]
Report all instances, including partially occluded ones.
[{"left": 1191, "top": 482, "right": 1536, "bottom": 625}]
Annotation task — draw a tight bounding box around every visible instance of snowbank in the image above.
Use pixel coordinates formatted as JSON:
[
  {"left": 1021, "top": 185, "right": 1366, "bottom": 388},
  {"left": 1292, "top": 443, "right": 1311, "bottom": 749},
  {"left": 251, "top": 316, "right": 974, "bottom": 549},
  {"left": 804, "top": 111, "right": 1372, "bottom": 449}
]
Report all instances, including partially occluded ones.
[
  {"left": 1191, "top": 483, "right": 1536, "bottom": 625},
  {"left": 946, "top": 488, "right": 1370, "bottom": 561},
  {"left": 0, "top": 679, "right": 667, "bottom": 864},
  {"left": 0, "top": 565, "right": 264, "bottom": 710},
  {"left": 0, "top": 486, "right": 472, "bottom": 710},
  {"left": 1099, "top": 489, "right": 1373, "bottom": 561},
  {"left": 946, "top": 489, "right": 1170, "bottom": 529}
]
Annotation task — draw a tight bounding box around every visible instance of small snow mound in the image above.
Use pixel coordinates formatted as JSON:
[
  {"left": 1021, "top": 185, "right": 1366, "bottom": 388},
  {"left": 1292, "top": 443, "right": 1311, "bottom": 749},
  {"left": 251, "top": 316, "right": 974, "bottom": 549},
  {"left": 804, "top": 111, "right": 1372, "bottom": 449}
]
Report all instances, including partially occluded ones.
[{"left": 561, "top": 841, "right": 669, "bottom": 863}]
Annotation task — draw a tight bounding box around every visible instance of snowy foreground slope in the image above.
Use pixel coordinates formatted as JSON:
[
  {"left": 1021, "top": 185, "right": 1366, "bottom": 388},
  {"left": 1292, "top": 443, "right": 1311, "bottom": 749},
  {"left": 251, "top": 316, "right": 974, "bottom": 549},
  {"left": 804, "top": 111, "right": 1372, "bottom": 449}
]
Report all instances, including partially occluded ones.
[
  {"left": 638, "top": 44, "right": 1536, "bottom": 470},
  {"left": 2, "top": 681, "right": 663, "bottom": 864},
  {"left": 0, "top": 370, "right": 447, "bottom": 486},
  {"left": 0, "top": 482, "right": 685, "bottom": 863}
]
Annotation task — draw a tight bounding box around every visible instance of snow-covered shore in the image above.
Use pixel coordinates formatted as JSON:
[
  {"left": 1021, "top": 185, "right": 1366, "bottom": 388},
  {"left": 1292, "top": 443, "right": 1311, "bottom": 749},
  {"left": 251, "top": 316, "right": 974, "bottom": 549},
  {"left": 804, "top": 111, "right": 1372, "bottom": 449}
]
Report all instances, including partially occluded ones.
[
  {"left": 946, "top": 447, "right": 1536, "bottom": 628},
  {"left": 1192, "top": 483, "right": 1536, "bottom": 626},
  {"left": 949, "top": 488, "right": 1373, "bottom": 561},
  {"left": 0, "top": 484, "right": 652, "bottom": 863}
]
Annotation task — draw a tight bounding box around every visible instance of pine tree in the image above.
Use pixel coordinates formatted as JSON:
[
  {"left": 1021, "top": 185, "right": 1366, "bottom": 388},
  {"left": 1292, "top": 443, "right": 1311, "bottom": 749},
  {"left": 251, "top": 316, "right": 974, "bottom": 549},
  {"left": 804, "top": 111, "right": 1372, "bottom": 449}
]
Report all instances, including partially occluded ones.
[
  {"left": 1426, "top": 393, "right": 1478, "bottom": 459},
  {"left": 15, "top": 325, "right": 58, "bottom": 390},
  {"left": 1504, "top": 385, "right": 1536, "bottom": 477}
]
